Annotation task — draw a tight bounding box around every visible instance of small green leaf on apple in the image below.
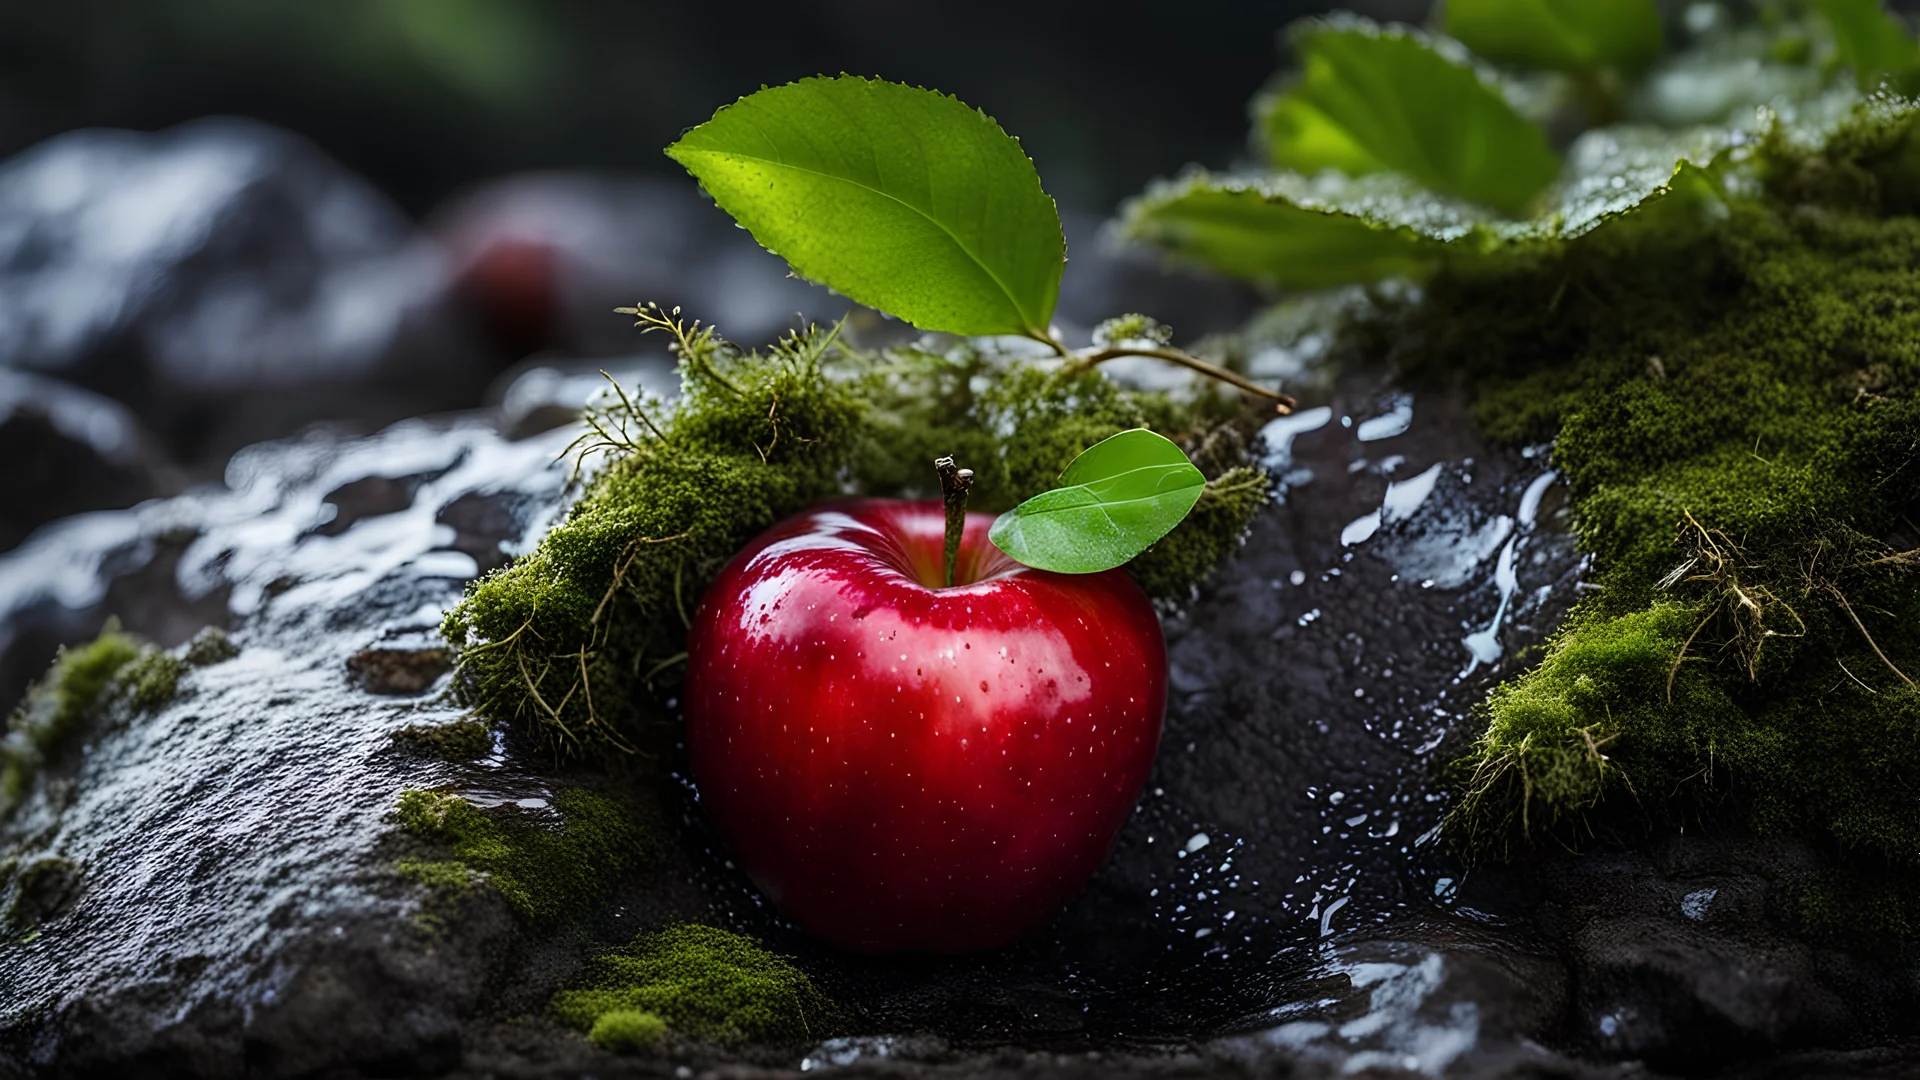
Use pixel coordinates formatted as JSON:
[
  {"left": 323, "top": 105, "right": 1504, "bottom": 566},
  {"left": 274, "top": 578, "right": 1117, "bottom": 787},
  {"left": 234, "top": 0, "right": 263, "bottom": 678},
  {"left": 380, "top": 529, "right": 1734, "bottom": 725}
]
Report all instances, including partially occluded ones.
[{"left": 988, "top": 429, "right": 1208, "bottom": 574}]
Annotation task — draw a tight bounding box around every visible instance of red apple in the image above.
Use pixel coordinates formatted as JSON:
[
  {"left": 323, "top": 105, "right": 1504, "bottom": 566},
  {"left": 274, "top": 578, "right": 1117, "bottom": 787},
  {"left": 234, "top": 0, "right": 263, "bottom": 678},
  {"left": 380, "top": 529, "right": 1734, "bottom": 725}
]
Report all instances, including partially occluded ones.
[{"left": 684, "top": 499, "right": 1167, "bottom": 954}]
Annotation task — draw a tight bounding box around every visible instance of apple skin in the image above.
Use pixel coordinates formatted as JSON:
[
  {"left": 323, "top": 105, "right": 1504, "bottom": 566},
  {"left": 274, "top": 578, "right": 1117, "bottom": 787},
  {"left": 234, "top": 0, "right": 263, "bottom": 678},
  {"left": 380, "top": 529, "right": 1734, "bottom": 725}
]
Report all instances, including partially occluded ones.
[{"left": 685, "top": 499, "right": 1167, "bottom": 954}]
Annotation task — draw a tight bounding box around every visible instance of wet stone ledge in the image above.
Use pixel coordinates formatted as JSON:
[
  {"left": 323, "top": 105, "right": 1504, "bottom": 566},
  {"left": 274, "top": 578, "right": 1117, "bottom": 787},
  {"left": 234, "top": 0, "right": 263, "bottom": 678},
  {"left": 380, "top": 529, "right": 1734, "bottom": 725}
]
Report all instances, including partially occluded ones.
[{"left": 0, "top": 377, "right": 1913, "bottom": 1079}]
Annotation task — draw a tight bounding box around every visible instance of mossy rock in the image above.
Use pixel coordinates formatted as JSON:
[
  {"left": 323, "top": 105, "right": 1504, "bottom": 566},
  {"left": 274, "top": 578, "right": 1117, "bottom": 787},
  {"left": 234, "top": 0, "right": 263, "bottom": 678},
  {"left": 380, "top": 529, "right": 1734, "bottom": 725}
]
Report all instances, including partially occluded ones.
[
  {"left": 1418, "top": 104, "right": 1920, "bottom": 933},
  {"left": 390, "top": 717, "right": 492, "bottom": 760},
  {"left": 391, "top": 788, "right": 649, "bottom": 924}
]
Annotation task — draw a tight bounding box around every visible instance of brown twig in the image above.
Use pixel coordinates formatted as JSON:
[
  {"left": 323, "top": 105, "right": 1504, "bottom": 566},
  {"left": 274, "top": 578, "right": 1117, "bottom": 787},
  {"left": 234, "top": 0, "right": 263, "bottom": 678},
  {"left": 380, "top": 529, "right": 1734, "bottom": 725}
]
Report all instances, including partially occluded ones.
[{"left": 1069, "top": 346, "right": 1295, "bottom": 414}]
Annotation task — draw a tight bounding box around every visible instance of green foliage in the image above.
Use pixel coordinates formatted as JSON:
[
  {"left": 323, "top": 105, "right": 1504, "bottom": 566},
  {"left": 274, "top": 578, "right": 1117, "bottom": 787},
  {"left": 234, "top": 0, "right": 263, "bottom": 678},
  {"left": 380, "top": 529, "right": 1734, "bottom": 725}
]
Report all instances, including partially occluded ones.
[
  {"left": 1258, "top": 17, "right": 1560, "bottom": 215},
  {"left": 1818, "top": 0, "right": 1920, "bottom": 93},
  {"left": 393, "top": 788, "right": 645, "bottom": 923},
  {"left": 1121, "top": 137, "right": 1735, "bottom": 290},
  {"left": 1122, "top": 6, "right": 1880, "bottom": 288},
  {"left": 1444, "top": 0, "right": 1662, "bottom": 77},
  {"left": 1120, "top": 171, "right": 1464, "bottom": 289},
  {"left": 667, "top": 76, "right": 1064, "bottom": 341},
  {"left": 1413, "top": 126, "right": 1920, "bottom": 897},
  {"left": 394, "top": 858, "right": 478, "bottom": 895},
  {"left": 989, "top": 429, "right": 1206, "bottom": 574},
  {"left": 444, "top": 313, "right": 1265, "bottom": 754},
  {"left": 18, "top": 631, "right": 142, "bottom": 746},
  {"left": 1451, "top": 601, "right": 1743, "bottom": 851},
  {"left": 553, "top": 924, "right": 830, "bottom": 1046}
]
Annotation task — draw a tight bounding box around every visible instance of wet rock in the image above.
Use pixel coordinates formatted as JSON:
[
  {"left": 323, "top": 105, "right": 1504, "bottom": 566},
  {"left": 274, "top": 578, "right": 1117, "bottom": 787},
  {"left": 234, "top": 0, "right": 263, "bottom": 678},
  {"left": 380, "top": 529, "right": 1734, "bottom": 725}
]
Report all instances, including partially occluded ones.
[
  {"left": 0, "top": 416, "right": 571, "bottom": 1078},
  {"left": 0, "top": 379, "right": 1586, "bottom": 1077},
  {"left": 1460, "top": 834, "right": 1920, "bottom": 1073},
  {"left": 0, "top": 117, "right": 501, "bottom": 468},
  {"left": 0, "top": 369, "right": 1907, "bottom": 1077},
  {"left": 5, "top": 856, "right": 82, "bottom": 932},
  {"left": 0, "top": 371, "right": 172, "bottom": 552},
  {"left": 1209, "top": 917, "right": 1592, "bottom": 1079},
  {"left": 347, "top": 645, "right": 453, "bottom": 695}
]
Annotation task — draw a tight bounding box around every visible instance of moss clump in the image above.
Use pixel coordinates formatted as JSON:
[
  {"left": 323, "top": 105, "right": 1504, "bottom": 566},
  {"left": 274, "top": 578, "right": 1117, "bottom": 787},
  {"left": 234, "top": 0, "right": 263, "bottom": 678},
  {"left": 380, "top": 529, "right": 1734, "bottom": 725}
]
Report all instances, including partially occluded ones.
[
  {"left": 117, "top": 650, "right": 185, "bottom": 712},
  {"left": 12, "top": 629, "right": 142, "bottom": 745},
  {"left": 587, "top": 1009, "right": 668, "bottom": 1054},
  {"left": 393, "top": 857, "right": 480, "bottom": 935},
  {"left": 1416, "top": 106, "right": 1920, "bottom": 916},
  {"left": 0, "top": 626, "right": 147, "bottom": 816},
  {"left": 553, "top": 924, "right": 830, "bottom": 1046},
  {"left": 181, "top": 626, "right": 238, "bottom": 667},
  {"left": 390, "top": 718, "right": 492, "bottom": 760},
  {"left": 392, "top": 788, "right": 644, "bottom": 923},
  {"left": 444, "top": 309, "right": 1270, "bottom": 755},
  {"left": 393, "top": 858, "right": 479, "bottom": 895},
  {"left": 1451, "top": 601, "right": 1747, "bottom": 849}
]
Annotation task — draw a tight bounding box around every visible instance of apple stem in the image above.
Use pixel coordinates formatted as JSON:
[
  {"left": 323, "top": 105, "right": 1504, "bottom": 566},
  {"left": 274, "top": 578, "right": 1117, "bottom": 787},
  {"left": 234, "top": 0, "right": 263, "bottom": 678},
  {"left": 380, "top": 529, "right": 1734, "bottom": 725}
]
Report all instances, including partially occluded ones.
[{"left": 935, "top": 455, "right": 975, "bottom": 588}]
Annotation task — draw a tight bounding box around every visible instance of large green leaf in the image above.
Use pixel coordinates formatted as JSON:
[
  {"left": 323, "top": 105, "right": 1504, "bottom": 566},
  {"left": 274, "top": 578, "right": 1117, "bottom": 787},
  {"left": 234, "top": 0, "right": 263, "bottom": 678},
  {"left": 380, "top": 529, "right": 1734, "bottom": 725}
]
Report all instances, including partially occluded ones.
[
  {"left": 666, "top": 76, "right": 1065, "bottom": 340},
  {"left": 1118, "top": 170, "right": 1477, "bottom": 289},
  {"left": 1121, "top": 124, "right": 1743, "bottom": 288},
  {"left": 1445, "top": 0, "right": 1663, "bottom": 76},
  {"left": 989, "top": 429, "right": 1206, "bottom": 574},
  {"left": 1258, "top": 17, "right": 1561, "bottom": 215},
  {"left": 1818, "top": 0, "right": 1920, "bottom": 92}
]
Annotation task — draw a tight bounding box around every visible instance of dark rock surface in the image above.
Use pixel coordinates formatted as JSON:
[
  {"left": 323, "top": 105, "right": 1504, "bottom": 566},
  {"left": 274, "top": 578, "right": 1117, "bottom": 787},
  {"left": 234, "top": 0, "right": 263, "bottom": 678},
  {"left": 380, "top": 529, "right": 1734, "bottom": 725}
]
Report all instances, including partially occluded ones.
[
  {"left": 0, "top": 370, "right": 174, "bottom": 552},
  {"left": 0, "top": 358, "right": 1916, "bottom": 1078}
]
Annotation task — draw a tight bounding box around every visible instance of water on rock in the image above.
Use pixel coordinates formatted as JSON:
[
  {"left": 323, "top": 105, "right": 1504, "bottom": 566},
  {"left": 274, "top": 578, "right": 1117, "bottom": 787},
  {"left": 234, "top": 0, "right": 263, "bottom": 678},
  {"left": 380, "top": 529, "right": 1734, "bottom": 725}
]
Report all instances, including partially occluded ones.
[{"left": 0, "top": 364, "right": 1914, "bottom": 1078}]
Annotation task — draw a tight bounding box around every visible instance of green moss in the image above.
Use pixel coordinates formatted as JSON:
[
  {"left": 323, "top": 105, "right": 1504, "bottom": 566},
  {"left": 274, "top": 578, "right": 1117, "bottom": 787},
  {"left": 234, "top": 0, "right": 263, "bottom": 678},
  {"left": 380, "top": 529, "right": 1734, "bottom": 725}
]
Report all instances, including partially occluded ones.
[
  {"left": 0, "top": 625, "right": 148, "bottom": 818},
  {"left": 394, "top": 858, "right": 479, "bottom": 895},
  {"left": 443, "top": 310, "right": 1268, "bottom": 755},
  {"left": 182, "top": 627, "right": 239, "bottom": 667},
  {"left": 390, "top": 718, "right": 492, "bottom": 760},
  {"left": 1450, "top": 601, "right": 1752, "bottom": 852},
  {"left": 118, "top": 650, "right": 185, "bottom": 712},
  {"left": 1415, "top": 106, "right": 1920, "bottom": 916},
  {"left": 553, "top": 924, "right": 830, "bottom": 1046},
  {"left": 393, "top": 857, "right": 480, "bottom": 934},
  {"left": 587, "top": 1009, "right": 668, "bottom": 1054},
  {"left": 392, "top": 788, "right": 645, "bottom": 923},
  {"left": 17, "top": 629, "right": 142, "bottom": 747}
]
